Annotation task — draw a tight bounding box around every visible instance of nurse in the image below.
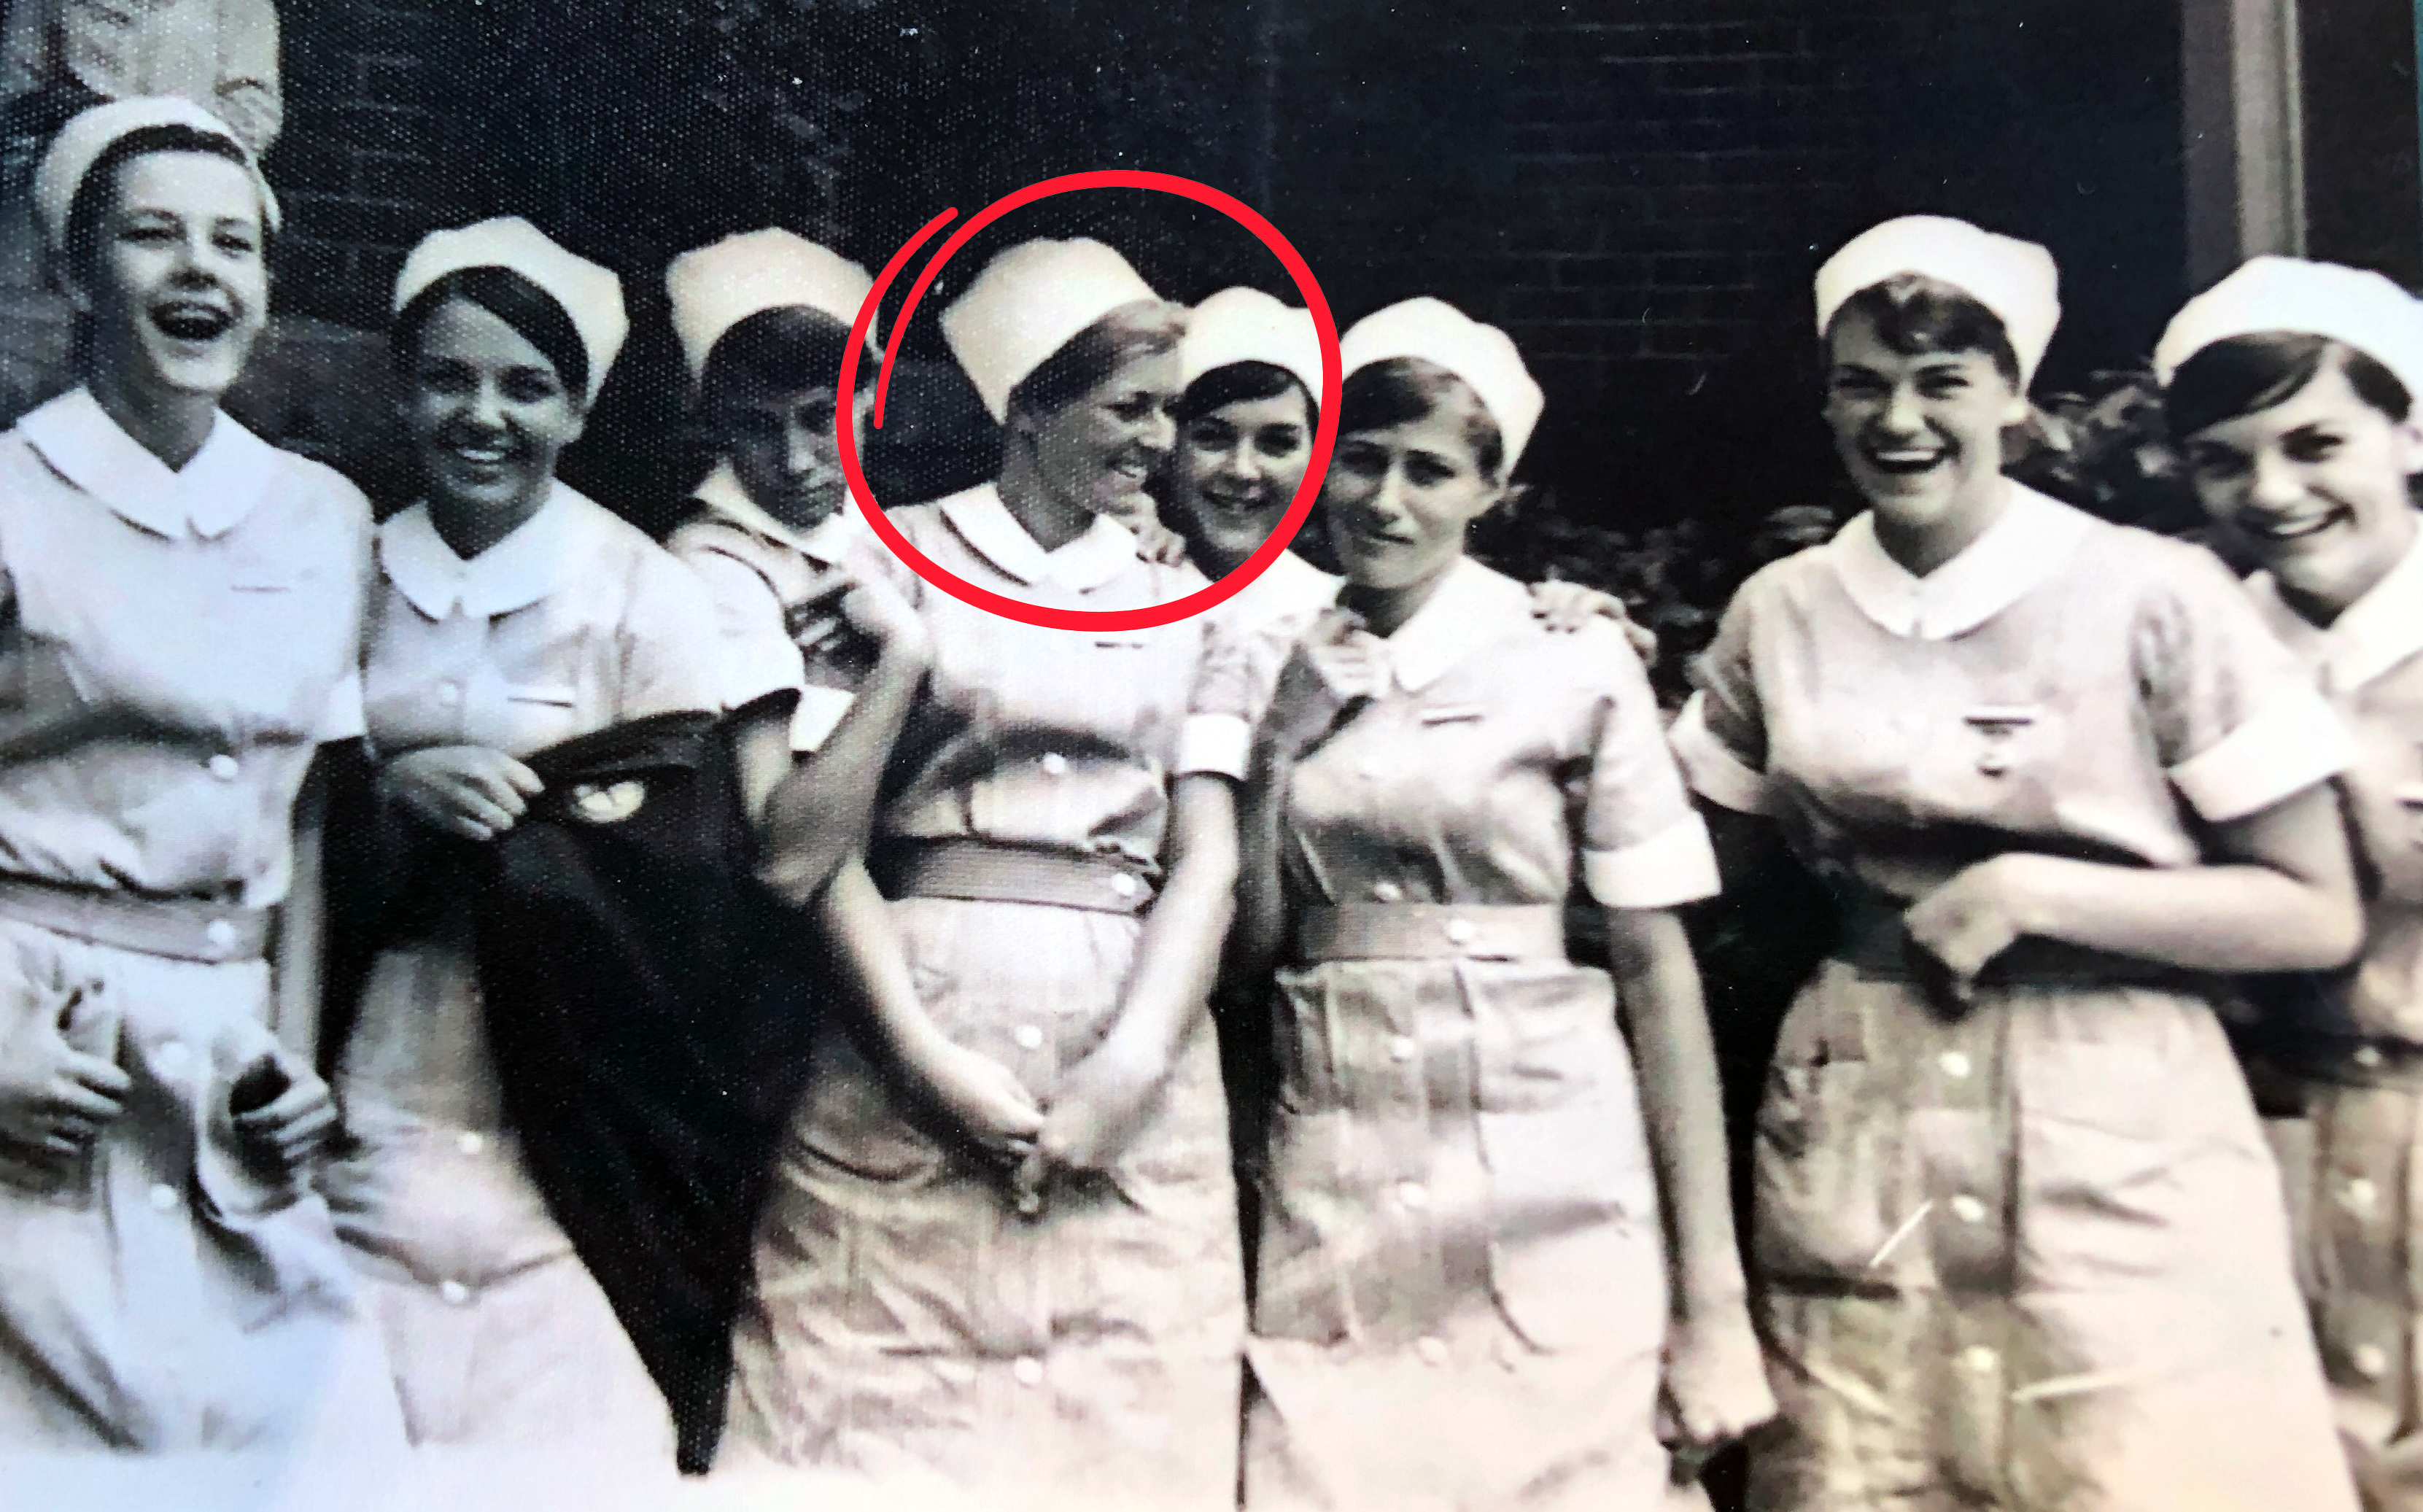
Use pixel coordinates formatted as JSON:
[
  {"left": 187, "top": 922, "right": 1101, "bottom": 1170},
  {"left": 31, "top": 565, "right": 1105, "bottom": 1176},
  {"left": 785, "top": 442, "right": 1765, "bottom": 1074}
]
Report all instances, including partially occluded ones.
[
  {"left": 2155, "top": 257, "right": 2423, "bottom": 1508},
  {"left": 722, "top": 239, "right": 1244, "bottom": 1505},
  {"left": 1671, "top": 215, "right": 2362, "bottom": 1509},
  {"left": 662, "top": 228, "right": 931, "bottom": 902},
  {"left": 322, "top": 217, "right": 720, "bottom": 1450},
  {"left": 1185, "top": 298, "right": 1771, "bottom": 1510},
  {"left": 0, "top": 98, "right": 400, "bottom": 1450}
]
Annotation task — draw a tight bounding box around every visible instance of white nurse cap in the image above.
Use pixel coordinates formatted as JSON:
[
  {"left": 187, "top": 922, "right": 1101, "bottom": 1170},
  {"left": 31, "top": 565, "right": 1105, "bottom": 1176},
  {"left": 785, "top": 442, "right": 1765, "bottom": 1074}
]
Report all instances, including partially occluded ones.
[
  {"left": 394, "top": 217, "right": 628, "bottom": 405},
  {"left": 665, "top": 228, "right": 877, "bottom": 381},
  {"left": 2153, "top": 255, "right": 2423, "bottom": 404},
  {"left": 1339, "top": 297, "right": 1544, "bottom": 470},
  {"left": 1814, "top": 214, "right": 2061, "bottom": 386},
  {"left": 940, "top": 239, "right": 1163, "bottom": 422},
  {"left": 1182, "top": 287, "right": 1325, "bottom": 403},
  {"left": 34, "top": 96, "right": 280, "bottom": 254}
]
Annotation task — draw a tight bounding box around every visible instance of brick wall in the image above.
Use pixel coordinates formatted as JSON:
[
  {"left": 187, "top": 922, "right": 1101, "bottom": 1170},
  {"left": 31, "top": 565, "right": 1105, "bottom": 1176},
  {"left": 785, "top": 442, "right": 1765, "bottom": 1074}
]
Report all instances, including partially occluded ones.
[{"left": 271, "top": 0, "right": 468, "bottom": 325}]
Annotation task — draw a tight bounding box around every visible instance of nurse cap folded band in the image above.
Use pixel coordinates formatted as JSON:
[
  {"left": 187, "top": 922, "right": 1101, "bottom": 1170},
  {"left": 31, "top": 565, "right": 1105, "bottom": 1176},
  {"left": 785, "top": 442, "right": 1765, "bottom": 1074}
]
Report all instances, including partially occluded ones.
[
  {"left": 35, "top": 97, "right": 280, "bottom": 253},
  {"left": 666, "top": 229, "right": 877, "bottom": 381},
  {"left": 1815, "top": 215, "right": 2061, "bottom": 386},
  {"left": 395, "top": 218, "right": 628, "bottom": 405},
  {"left": 2153, "top": 256, "right": 2423, "bottom": 405},
  {"left": 940, "top": 239, "right": 1163, "bottom": 422},
  {"left": 1340, "top": 298, "right": 1544, "bottom": 469},
  {"left": 1182, "top": 287, "right": 1324, "bottom": 403}
]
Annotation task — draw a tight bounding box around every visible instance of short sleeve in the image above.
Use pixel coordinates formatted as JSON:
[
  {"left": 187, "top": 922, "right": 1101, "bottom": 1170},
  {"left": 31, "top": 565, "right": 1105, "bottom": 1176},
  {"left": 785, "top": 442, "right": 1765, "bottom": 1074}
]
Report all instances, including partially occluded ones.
[
  {"left": 2134, "top": 546, "right": 2352, "bottom": 822},
  {"left": 1669, "top": 579, "right": 1775, "bottom": 815},
  {"left": 619, "top": 546, "right": 730, "bottom": 721},
  {"left": 1175, "top": 613, "right": 1257, "bottom": 778},
  {"left": 672, "top": 537, "right": 806, "bottom": 713},
  {"left": 1577, "top": 624, "right": 1720, "bottom": 909}
]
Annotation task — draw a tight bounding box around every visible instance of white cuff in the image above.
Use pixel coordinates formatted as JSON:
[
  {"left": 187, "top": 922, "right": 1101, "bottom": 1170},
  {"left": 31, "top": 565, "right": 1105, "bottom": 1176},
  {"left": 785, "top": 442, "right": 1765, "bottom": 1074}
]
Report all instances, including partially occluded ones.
[
  {"left": 1583, "top": 813, "right": 1721, "bottom": 910},
  {"left": 791, "top": 686, "right": 858, "bottom": 753},
  {"left": 1175, "top": 713, "right": 1252, "bottom": 780},
  {"left": 315, "top": 670, "right": 367, "bottom": 744},
  {"left": 2168, "top": 686, "right": 2353, "bottom": 822},
  {"left": 1669, "top": 693, "right": 1772, "bottom": 815}
]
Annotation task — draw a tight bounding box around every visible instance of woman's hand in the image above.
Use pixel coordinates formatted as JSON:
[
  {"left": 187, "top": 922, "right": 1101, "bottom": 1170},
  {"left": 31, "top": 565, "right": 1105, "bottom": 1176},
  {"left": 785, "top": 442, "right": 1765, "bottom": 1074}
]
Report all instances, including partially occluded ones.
[
  {"left": 1133, "top": 518, "right": 1193, "bottom": 569},
  {"left": 904, "top": 1036, "right": 1044, "bottom": 1159},
  {"left": 1901, "top": 854, "right": 2052, "bottom": 1007},
  {"left": 379, "top": 745, "right": 543, "bottom": 841},
  {"left": 1530, "top": 581, "right": 1659, "bottom": 662},
  {"left": 230, "top": 1055, "right": 341, "bottom": 1185},
  {"left": 1036, "top": 1031, "right": 1168, "bottom": 1176},
  {"left": 0, "top": 988, "right": 127, "bottom": 1187},
  {"left": 1659, "top": 1305, "right": 1777, "bottom": 1480}
]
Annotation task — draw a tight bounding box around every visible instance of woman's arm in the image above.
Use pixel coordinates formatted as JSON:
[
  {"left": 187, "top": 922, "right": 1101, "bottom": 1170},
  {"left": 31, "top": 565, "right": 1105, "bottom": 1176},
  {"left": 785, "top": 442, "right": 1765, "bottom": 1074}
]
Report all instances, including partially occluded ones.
[
  {"left": 1905, "top": 782, "right": 2362, "bottom": 985},
  {"left": 816, "top": 856, "right": 1040, "bottom": 1153},
  {"left": 1038, "top": 774, "right": 1240, "bottom": 1171},
  {"left": 754, "top": 581, "right": 931, "bottom": 909},
  {"left": 1606, "top": 907, "right": 1775, "bottom": 1454}
]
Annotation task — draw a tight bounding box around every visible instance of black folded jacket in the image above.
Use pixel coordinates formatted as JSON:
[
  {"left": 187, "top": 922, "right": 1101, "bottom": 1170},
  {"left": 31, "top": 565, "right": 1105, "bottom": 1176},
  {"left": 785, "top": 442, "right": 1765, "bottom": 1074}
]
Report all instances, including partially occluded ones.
[{"left": 322, "top": 699, "right": 829, "bottom": 1473}]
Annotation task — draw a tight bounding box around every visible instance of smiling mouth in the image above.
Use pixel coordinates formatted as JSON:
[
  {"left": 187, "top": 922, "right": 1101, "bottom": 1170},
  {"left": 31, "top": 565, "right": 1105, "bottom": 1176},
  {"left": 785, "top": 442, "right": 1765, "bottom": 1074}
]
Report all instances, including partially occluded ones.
[
  {"left": 150, "top": 302, "right": 233, "bottom": 342},
  {"left": 2243, "top": 508, "right": 2346, "bottom": 544},
  {"left": 1201, "top": 487, "right": 1272, "bottom": 520},
  {"left": 443, "top": 438, "right": 514, "bottom": 470},
  {"left": 1861, "top": 443, "right": 1949, "bottom": 476}
]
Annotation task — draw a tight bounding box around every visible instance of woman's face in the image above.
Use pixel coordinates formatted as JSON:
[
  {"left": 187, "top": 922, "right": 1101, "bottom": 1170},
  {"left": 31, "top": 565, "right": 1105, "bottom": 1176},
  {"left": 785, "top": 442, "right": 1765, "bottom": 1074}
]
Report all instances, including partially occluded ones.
[
  {"left": 714, "top": 376, "right": 867, "bottom": 530},
  {"left": 77, "top": 151, "right": 268, "bottom": 403},
  {"left": 2182, "top": 355, "right": 2423, "bottom": 616},
  {"left": 1023, "top": 344, "right": 1180, "bottom": 520},
  {"left": 400, "top": 297, "right": 586, "bottom": 523},
  {"left": 1322, "top": 394, "right": 1501, "bottom": 593},
  {"left": 1823, "top": 304, "right": 2025, "bottom": 537},
  {"left": 1169, "top": 384, "right": 1314, "bottom": 572}
]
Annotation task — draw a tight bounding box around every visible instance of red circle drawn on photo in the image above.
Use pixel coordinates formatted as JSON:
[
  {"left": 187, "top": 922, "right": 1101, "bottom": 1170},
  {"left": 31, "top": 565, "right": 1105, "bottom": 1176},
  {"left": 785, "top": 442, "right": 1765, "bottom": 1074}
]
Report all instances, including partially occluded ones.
[{"left": 836, "top": 171, "right": 1342, "bottom": 632}]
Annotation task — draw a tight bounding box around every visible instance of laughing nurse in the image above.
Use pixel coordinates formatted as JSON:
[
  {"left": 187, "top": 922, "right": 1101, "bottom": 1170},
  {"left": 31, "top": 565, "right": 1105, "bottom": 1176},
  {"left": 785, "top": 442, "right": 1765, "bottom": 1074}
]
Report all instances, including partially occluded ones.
[
  {"left": 1672, "top": 216, "right": 2362, "bottom": 1509},
  {"left": 0, "top": 98, "right": 400, "bottom": 1451},
  {"left": 2155, "top": 257, "right": 2423, "bottom": 1509}
]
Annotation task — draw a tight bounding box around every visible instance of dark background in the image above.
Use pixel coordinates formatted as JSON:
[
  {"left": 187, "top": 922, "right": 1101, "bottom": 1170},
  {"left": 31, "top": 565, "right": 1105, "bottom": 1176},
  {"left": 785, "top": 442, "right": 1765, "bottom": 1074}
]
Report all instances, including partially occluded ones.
[{"left": 260, "top": 0, "right": 2190, "bottom": 538}]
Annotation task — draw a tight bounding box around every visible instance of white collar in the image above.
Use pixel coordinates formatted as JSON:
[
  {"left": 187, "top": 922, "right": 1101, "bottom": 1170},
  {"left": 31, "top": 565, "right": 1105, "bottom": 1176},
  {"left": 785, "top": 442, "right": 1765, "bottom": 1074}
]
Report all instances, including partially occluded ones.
[
  {"left": 1829, "top": 481, "right": 2091, "bottom": 640},
  {"left": 1224, "top": 546, "right": 1340, "bottom": 621},
  {"left": 2247, "top": 523, "right": 2423, "bottom": 695},
  {"left": 379, "top": 479, "right": 602, "bottom": 620},
  {"left": 694, "top": 461, "right": 860, "bottom": 567},
  {"left": 939, "top": 484, "right": 1139, "bottom": 594},
  {"left": 17, "top": 387, "right": 279, "bottom": 540},
  {"left": 1379, "top": 556, "right": 1524, "bottom": 692}
]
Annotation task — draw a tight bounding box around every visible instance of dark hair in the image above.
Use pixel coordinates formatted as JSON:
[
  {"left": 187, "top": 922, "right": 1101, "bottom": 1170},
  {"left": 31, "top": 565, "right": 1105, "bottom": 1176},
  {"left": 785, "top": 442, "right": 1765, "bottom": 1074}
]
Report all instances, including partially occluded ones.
[
  {"left": 62, "top": 125, "right": 266, "bottom": 287},
  {"left": 2166, "top": 331, "right": 2413, "bottom": 440},
  {"left": 698, "top": 304, "right": 857, "bottom": 409},
  {"left": 1175, "top": 360, "right": 1317, "bottom": 431},
  {"left": 1826, "top": 272, "right": 2023, "bottom": 387},
  {"left": 1336, "top": 356, "right": 1505, "bottom": 481},
  {"left": 1006, "top": 300, "right": 1186, "bottom": 420},
  {"left": 391, "top": 266, "right": 591, "bottom": 403}
]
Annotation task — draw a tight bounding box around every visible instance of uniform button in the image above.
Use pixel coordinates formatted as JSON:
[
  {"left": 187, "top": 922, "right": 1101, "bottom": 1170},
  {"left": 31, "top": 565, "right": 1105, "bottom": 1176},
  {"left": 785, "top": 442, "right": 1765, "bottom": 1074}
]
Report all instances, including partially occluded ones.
[
  {"left": 1371, "top": 880, "right": 1403, "bottom": 903},
  {"left": 147, "top": 1183, "right": 178, "bottom": 1211},
  {"left": 1938, "top": 1050, "right": 1972, "bottom": 1079},
  {"left": 1959, "top": 1345, "right": 1998, "bottom": 1373},
  {"left": 154, "top": 1040, "right": 189, "bottom": 1077},
  {"left": 435, "top": 682, "right": 462, "bottom": 708},
  {"left": 1950, "top": 1194, "right": 1988, "bottom": 1225},
  {"left": 2356, "top": 1045, "right": 2387, "bottom": 1071},
  {"left": 1109, "top": 872, "right": 1141, "bottom": 899},
  {"left": 2353, "top": 1343, "right": 2391, "bottom": 1381},
  {"left": 206, "top": 753, "right": 240, "bottom": 781},
  {"left": 1013, "top": 1025, "right": 1045, "bottom": 1051},
  {"left": 456, "top": 1131, "right": 486, "bottom": 1157},
  {"left": 204, "top": 919, "right": 238, "bottom": 953},
  {"left": 1012, "top": 1356, "right": 1045, "bottom": 1387},
  {"left": 2345, "top": 1178, "right": 2379, "bottom": 1214},
  {"left": 1039, "top": 753, "right": 1069, "bottom": 777},
  {"left": 1416, "top": 1336, "right": 1449, "bottom": 1366},
  {"left": 438, "top": 1280, "right": 472, "bottom": 1308},
  {"left": 1387, "top": 1035, "right": 1418, "bottom": 1063},
  {"left": 1443, "top": 918, "right": 1477, "bottom": 946},
  {"left": 1397, "top": 1180, "right": 1430, "bottom": 1211}
]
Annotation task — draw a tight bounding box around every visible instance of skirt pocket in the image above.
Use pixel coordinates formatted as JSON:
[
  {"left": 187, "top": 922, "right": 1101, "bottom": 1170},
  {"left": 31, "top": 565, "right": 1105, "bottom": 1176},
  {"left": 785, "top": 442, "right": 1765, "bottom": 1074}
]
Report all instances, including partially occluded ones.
[
  {"left": 2013, "top": 1035, "right": 2180, "bottom": 1289},
  {"left": 1753, "top": 1059, "right": 1898, "bottom": 1284}
]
